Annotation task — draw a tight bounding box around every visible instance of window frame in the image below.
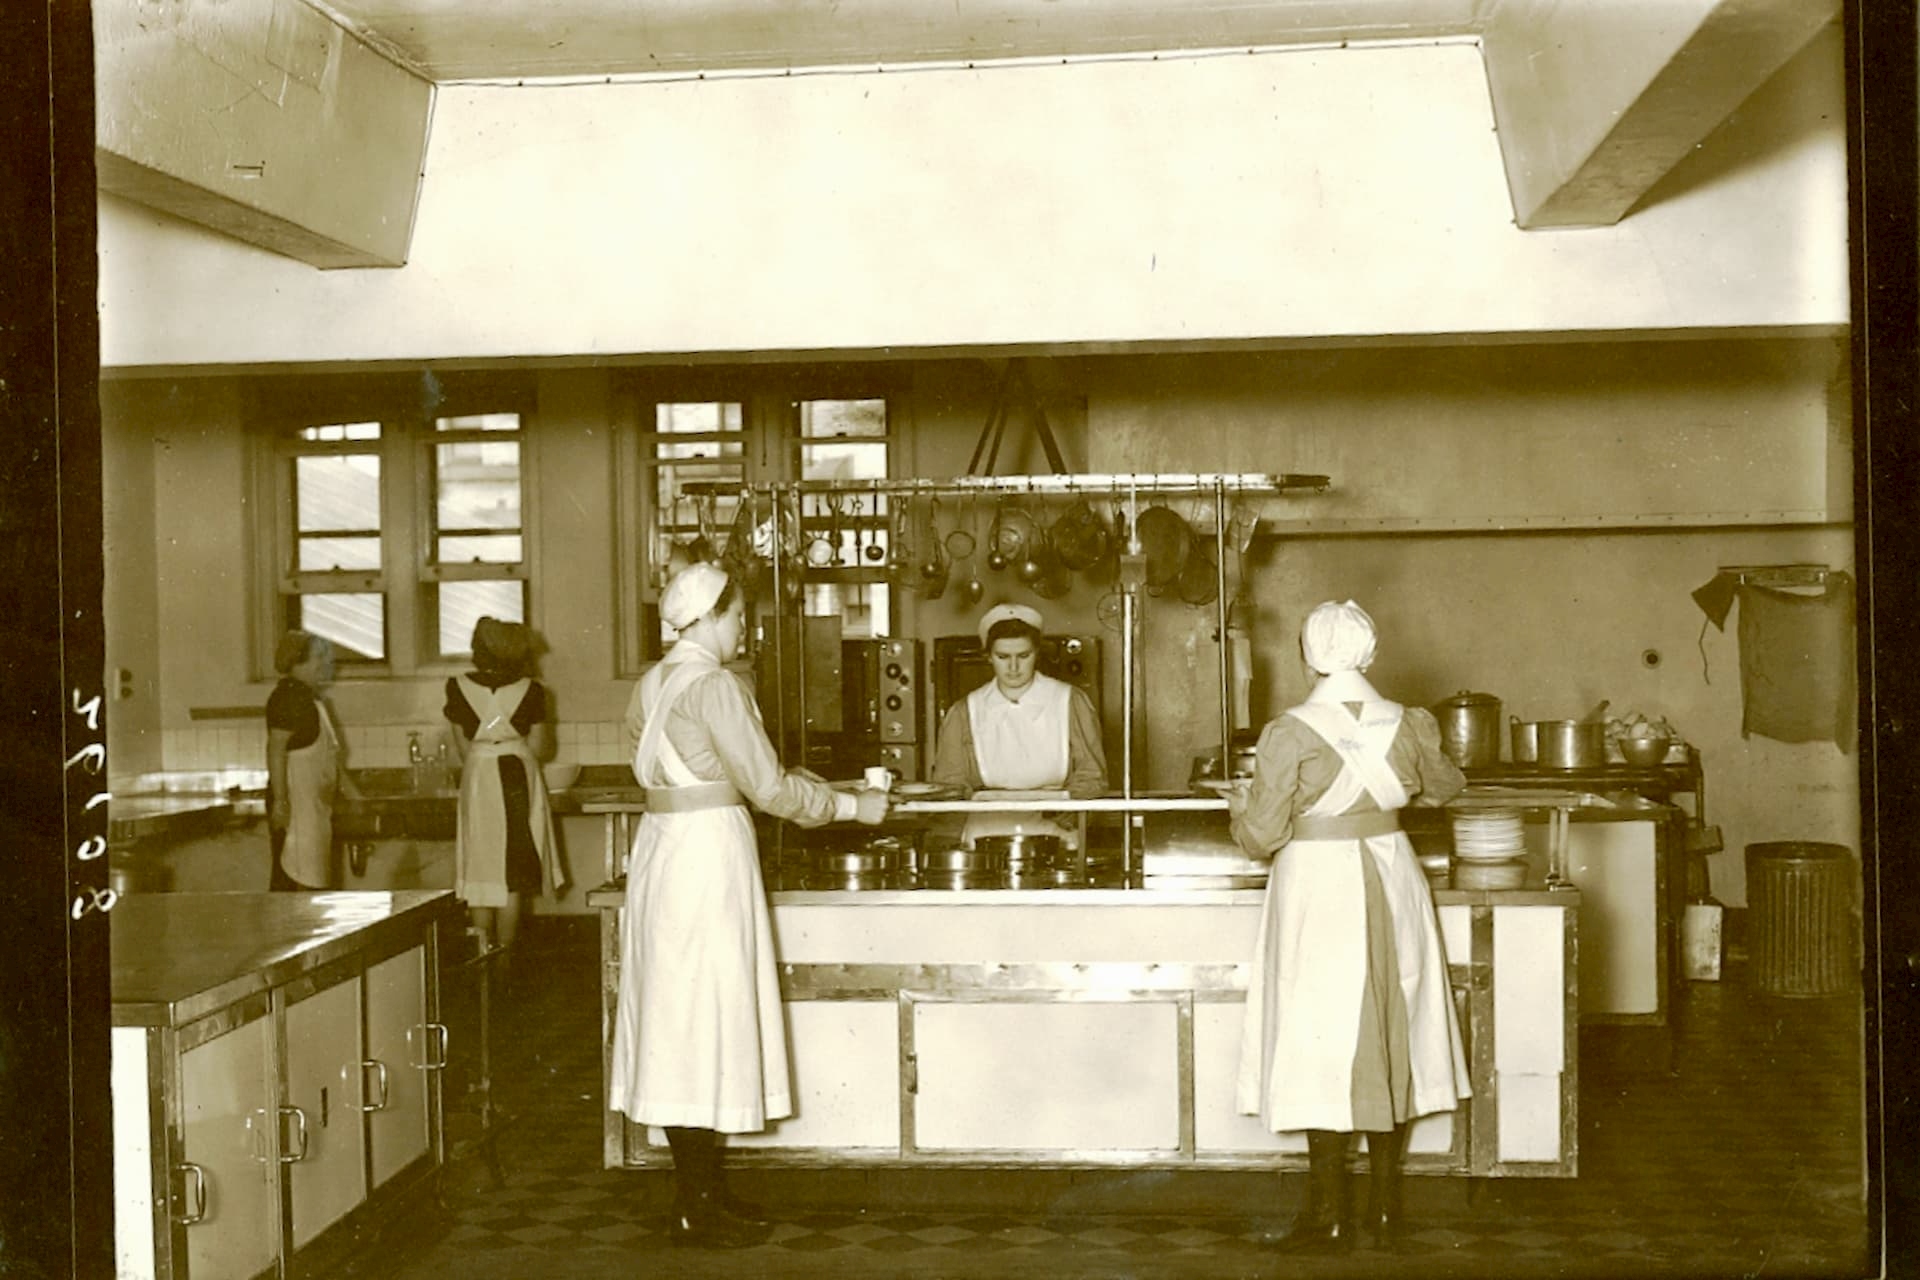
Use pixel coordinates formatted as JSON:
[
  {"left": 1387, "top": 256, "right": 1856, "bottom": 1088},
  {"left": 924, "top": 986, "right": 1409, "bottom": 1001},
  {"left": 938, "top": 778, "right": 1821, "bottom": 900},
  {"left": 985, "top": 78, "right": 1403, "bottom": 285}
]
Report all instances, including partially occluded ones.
[
  {"left": 612, "top": 371, "right": 902, "bottom": 676},
  {"left": 250, "top": 377, "right": 538, "bottom": 680}
]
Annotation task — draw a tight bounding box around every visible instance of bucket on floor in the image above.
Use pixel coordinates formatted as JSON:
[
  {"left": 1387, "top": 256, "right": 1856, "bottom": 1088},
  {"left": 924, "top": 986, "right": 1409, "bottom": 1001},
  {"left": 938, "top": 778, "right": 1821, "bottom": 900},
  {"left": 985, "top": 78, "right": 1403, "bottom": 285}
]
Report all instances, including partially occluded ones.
[{"left": 1744, "top": 842, "right": 1854, "bottom": 997}]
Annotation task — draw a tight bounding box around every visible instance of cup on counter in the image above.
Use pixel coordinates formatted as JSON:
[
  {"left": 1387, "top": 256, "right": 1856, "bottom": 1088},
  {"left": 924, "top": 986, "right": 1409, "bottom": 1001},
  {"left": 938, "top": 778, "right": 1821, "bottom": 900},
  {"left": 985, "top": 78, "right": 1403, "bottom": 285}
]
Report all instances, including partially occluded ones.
[{"left": 863, "top": 766, "right": 895, "bottom": 791}]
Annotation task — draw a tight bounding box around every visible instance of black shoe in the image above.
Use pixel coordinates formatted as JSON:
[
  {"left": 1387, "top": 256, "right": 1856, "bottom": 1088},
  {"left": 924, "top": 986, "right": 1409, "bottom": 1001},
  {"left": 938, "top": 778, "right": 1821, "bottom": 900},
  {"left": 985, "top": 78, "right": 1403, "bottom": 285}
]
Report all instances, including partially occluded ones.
[
  {"left": 668, "top": 1198, "right": 773, "bottom": 1249},
  {"left": 715, "top": 1186, "right": 775, "bottom": 1229},
  {"left": 1364, "top": 1125, "right": 1408, "bottom": 1252},
  {"left": 1273, "top": 1130, "right": 1354, "bottom": 1255},
  {"left": 1273, "top": 1214, "right": 1356, "bottom": 1255}
]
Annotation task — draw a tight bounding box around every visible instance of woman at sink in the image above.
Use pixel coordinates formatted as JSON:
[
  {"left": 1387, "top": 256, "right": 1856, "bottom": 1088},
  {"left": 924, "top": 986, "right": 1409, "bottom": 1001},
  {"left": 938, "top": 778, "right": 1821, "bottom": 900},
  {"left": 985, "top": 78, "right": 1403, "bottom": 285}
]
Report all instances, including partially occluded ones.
[
  {"left": 266, "top": 630, "right": 361, "bottom": 890},
  {"left": 444, "top": 618, "right": 568, "bottom": 973}
]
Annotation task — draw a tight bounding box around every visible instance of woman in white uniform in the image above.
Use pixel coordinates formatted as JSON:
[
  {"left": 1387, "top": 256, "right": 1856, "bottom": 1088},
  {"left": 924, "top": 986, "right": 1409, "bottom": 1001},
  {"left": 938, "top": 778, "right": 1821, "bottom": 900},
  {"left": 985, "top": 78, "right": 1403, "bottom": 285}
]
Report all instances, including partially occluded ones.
[
  {"left": 609, "top": 564, "right": 889, "bottom": 1248},
  {"left": 1230, "top": 600, "right": 1471, "bottom": 1254},
  {"left": 445, "top": 617, "right": 566, "bottom": 979},
  {"left": 929, "top": 604, "right": 1107, "bottom": 849}
]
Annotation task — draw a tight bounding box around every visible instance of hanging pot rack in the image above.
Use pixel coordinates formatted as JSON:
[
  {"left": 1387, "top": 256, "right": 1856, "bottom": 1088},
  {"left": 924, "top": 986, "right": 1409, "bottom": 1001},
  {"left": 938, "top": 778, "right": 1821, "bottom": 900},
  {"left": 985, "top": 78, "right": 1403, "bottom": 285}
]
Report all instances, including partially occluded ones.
[{"left": 704, "top": 471, "right": 1333, "bottom": 876}]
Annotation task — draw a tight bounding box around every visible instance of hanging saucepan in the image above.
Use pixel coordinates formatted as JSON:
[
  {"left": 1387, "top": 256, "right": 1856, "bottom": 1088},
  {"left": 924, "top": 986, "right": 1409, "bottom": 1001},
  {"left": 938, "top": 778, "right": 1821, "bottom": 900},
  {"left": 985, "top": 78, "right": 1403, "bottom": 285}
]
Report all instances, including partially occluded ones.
[
  {"left": 1134, "top": 504, "right": 1191, "bottom": 591},
  {"left": 1050, "top": 498, "right": 1111, "bottom": 572},
  {"left": 947, "top": 520, "right": 983, "bottom": 606},
  {"left": 1015, "top": 521, "right": 1058, "bottom": 590},
  {"left": 990, "top": 505, "right": 1038, "bottom": 573},
  {"left": 1030, "top": 537, "right": 1072, "bottom": 599},
  {"left": 1175, "top": 531, "right": 1219, "bottom": 606}
]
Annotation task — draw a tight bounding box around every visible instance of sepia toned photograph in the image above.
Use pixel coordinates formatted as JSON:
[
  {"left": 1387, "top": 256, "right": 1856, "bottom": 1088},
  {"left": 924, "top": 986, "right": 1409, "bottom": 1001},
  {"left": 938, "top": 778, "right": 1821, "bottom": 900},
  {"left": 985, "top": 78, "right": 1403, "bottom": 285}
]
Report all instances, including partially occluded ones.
[{"left": 5, "top": 0, "right": 1911, "bottom": 1277}]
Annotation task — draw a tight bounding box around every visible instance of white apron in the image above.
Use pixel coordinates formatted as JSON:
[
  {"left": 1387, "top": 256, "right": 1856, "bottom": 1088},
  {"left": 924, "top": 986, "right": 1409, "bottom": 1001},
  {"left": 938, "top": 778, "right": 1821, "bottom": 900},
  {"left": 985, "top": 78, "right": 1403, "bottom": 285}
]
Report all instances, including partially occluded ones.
[
  {"left": 453, "top": 675, "right": 563, "bottom": 909},
  {"left": 1237, "top": 694, "right": 1471, "bottom": 1133},
  {"left": 280, "top": 698, "right": 340, "bottom": 888},
  {"left": 607, "top": 647, "right": 792, "bottom": 1133},
  {"left": 962, "top": 674, "right": 1075, "bottom": 848}
]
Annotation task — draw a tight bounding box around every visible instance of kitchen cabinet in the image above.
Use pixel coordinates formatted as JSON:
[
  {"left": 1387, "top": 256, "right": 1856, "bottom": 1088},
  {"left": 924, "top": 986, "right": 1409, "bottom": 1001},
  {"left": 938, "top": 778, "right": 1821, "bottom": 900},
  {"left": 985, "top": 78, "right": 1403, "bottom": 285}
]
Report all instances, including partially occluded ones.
[
  {"left": 592, "top": 882, "right": 1577, "bottom": 1178},
  {"left": 112, "top": 892, "right": 460, "bottom": 1280}
]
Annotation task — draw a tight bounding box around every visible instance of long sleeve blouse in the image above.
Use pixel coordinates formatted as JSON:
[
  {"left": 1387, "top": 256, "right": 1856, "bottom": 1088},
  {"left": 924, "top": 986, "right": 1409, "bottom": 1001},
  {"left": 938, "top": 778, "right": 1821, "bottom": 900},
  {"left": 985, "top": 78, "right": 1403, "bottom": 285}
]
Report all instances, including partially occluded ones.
[
  {"left": 1230, "top": 703, "right": 1464, "bottom": 858},
  {"left": 928, "top": 684, "right": 1109, "bottom": 799},
  {"left": 635, "top": 664, "right": 852, "bottom": 828}
]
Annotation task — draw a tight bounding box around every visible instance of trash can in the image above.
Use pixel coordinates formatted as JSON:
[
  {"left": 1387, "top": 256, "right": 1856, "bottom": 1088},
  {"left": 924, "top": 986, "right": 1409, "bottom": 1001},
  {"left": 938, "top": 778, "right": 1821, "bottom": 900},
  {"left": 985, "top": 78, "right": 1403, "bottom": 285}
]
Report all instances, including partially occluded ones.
[{"left": 1744, "top": 841, "right": 1854, "bottom": 997}]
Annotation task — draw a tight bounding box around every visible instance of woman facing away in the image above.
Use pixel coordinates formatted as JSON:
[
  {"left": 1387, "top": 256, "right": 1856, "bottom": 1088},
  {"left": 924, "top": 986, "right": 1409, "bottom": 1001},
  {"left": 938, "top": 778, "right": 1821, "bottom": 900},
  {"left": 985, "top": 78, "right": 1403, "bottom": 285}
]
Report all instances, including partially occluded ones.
[
  {"left": 445, "top": 617, "right": 567, "bottom": 983},
  {"left": 609, "top": 563, "right": 889, "bottom": 1248},
  {"left": 1229, "top": 599, "right": 1472, "bottom": 1254}
]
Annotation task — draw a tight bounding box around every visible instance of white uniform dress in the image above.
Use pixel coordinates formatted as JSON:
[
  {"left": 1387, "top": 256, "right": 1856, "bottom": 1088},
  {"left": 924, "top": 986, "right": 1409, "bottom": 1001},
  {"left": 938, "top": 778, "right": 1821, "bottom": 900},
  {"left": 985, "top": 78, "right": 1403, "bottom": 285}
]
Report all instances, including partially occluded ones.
[
  {"left": 1237, "top": 688, "right": 1472, "bottom": 1134},
  {"left": 452, "top": 674, "right": 564, "bottom": 908},
  {"left": 608, "top": 642, "right": 851, "bottom": 1133}
]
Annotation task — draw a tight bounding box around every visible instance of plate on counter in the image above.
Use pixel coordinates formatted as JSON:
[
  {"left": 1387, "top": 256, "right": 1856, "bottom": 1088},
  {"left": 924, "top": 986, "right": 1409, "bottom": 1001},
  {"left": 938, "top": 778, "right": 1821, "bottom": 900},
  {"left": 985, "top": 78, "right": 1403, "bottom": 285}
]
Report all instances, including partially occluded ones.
[{"left": 892, "top": 781, "right": 965, "bottom": 801}]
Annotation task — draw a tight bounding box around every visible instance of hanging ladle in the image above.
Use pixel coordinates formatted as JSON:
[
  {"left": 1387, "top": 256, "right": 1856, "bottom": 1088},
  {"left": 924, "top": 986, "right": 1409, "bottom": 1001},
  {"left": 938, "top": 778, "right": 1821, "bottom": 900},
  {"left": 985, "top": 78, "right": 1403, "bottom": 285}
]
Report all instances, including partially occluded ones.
[{"left": 949, "top": 500, "right": 984, "bottom": 605}]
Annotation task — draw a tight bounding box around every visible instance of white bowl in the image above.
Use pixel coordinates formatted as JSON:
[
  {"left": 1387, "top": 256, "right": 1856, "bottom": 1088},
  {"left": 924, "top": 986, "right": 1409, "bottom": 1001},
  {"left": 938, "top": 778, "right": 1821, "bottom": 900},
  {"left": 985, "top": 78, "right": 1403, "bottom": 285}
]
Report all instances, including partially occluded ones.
[{"left": 541, "top": 762, "right": 582, "bottom": 792}]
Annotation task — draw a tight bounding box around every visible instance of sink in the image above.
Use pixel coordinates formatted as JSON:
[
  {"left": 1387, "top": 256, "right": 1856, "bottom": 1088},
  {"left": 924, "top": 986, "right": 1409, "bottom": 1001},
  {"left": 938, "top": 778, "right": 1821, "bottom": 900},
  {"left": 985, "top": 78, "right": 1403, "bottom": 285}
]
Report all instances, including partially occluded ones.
[{"left": 338, "top": 773, "right": 459, "bottom": 840}]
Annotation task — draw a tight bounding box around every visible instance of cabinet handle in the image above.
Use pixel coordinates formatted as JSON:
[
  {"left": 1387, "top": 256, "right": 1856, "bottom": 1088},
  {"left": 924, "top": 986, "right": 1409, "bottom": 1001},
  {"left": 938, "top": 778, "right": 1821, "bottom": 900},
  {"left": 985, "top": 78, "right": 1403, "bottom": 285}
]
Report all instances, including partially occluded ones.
[
  {"left": 279, "top": 1105, "right": 310, "bottom": 1163},
  {"left": 245, "top": 1108, "right": 272, "bottom": 1163},
  {"left": 360, "top": 1059, "right": 391, "bottom": 1112},
  {"left": 174, "top": 1163, "right": 208, "bottom": 1225},
  {"left": 904, "top": 1051, "right": 918, "bottom": 1095},
  {"left": 409, "top": 1022, "right": 451, "bottom": 1070}
]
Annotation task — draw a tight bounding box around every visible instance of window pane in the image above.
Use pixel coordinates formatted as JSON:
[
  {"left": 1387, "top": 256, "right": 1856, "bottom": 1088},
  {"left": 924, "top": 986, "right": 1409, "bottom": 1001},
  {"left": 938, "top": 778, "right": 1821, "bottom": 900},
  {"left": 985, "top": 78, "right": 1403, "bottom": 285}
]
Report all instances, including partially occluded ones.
[
  {"left": 657, "top": 403, "right": 743, "bottom": 433},
  {"left": 297, "top": 535, "right": 381, "bottom": 572},
  {"left": 439, "top": 581, "right": 526, "bottom": 656},
  {"left": 437, "top": 534, "right": 523, "bottom": 564},
  {"left": 801, "top": 440, "right": 887, "bottom": 480},
  {"left": 293, "top": 593, "right": 385, "bottom": 661},
  {"left": 803, "top": 582, "right": 890, "bottom": 638},
  {"left": 435, "top": 412, "right": 520, "bottom": 432},
  {"left": 297, "top": 422, "right": 381, "bottom": 442},
  {"left": 800, "top": 399, "right": 886, "bottom": 439},
  {"left": 655, "top": 438, "right": 743, "bottom": 461},
  {"left": 294, "top": 454, "right": 381, "bottom": 533},
  {"left": 435, "top": 441, "right": 522, "bottom": 532}
]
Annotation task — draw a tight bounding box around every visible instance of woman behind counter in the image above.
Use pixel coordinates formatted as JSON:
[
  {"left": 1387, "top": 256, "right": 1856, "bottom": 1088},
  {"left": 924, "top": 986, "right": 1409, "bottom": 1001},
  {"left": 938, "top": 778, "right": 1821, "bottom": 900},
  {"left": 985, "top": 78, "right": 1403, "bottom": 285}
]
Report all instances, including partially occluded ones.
[
  {"left": 266, "top": 630, "right": 358, "bottom": 891},
  {"left": 444, "top": 618, "right": 567, "bottom": 975},
  {"left": 929, "top": 603, "right": 1108, "bottom": 800},
  {"left": 1230, "top": 600, "right": 1471, "bottom": 1255},
  {"left": 610, "top": 564, "right": 889, "bottom": 1249}
]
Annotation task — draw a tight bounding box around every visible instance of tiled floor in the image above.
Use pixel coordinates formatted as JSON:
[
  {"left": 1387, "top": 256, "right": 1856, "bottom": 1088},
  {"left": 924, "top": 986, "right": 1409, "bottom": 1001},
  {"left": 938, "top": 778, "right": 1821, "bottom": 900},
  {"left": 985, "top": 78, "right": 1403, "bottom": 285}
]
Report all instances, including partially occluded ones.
[{"left": 339, "top": 919, "right": 1873, "bottom": 1280}]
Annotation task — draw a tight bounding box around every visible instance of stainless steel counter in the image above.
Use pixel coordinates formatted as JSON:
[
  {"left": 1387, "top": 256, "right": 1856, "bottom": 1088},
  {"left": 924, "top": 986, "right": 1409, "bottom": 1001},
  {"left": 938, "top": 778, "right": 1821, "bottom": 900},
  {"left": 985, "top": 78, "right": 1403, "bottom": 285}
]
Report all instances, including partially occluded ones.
[{"left": 111, "top": 890, "right": 461, "bottom": 1028}]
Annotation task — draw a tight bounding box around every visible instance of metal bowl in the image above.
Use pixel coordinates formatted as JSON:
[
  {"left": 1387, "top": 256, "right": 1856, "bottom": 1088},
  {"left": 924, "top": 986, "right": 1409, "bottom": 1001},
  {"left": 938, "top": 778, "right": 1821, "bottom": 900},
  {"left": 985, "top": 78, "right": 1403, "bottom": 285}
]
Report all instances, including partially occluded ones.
[
  {"left": 974, "top": 833, "right": 1066, "bottom": 867},
  {"left": 1618, "top": 734, "right": 1673, "bottom": 767}
]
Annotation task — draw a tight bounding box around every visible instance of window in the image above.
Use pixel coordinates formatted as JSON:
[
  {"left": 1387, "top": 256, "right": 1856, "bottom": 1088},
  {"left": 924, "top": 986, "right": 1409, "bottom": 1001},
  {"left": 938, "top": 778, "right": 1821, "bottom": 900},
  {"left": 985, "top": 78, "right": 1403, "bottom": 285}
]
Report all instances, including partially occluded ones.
[
  {"left": 426, "top": 412, "right": 529, "bottom": 658},
  {"left": 614, "top": 382, "right": 895, "bottom": 671},
  {"left": 259, "top": 385, "right": 534, "bottom": 677}
]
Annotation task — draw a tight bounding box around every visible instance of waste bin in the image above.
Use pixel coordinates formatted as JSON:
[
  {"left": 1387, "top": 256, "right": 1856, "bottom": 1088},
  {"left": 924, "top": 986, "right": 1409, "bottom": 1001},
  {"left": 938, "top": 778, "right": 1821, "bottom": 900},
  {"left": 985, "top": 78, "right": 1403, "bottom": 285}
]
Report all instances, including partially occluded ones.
[{"left": 1744, "top": 841, "right": 1854, "bottom": 997}]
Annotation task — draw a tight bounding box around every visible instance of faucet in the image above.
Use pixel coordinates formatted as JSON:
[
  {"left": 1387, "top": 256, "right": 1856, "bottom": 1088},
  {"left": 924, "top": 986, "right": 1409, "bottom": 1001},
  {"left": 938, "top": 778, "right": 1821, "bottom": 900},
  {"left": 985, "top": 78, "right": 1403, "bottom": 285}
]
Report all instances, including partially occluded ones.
[{"left": 408, "top": 731, "right": 428, "bottom": 793}]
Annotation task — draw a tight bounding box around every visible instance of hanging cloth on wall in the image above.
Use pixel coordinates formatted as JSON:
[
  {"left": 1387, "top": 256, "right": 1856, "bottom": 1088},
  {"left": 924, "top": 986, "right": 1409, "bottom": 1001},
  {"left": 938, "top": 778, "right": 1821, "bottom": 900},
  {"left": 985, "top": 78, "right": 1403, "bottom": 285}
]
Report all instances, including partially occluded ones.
[{"left": 1736, "top": 571, "right": 1856, "bottom": 752}]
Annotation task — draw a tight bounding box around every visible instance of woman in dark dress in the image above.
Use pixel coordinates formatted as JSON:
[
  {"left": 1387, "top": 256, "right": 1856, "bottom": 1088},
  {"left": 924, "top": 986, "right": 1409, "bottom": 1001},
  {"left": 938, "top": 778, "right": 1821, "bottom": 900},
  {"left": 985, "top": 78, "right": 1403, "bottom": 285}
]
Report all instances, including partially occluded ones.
[{"left": 444, "top": 618, "right": 566, "bottom": 972}]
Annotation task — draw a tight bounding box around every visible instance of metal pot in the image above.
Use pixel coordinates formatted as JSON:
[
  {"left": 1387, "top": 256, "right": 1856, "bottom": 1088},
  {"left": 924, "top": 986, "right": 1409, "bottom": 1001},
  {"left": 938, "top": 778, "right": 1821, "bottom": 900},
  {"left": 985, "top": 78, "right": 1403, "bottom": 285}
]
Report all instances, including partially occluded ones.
[
  {"left": 974, "top": 833, "right": 1066, "bottom": 868},
  {"left": 1433, "top": 691, "right": 1502, "bottom": 769},
  {"left": 1510, "top": 716, "right": 1538, "bottom": 765},
  {"left": 1190, "top": 730, "right": 1261, "bottom": 787},
  {"left": 1533, "top": 719, "right": 1606, "bottom": 770}
]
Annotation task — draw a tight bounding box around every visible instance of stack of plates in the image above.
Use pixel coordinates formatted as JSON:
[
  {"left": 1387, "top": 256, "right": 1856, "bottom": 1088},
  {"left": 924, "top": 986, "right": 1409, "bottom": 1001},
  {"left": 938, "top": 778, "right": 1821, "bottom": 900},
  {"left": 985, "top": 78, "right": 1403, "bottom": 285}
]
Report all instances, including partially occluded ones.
[
  {"left": 1449, "top": 808, "right": 1527, "bottom": 891},
  {"left": 1450, "top": 809, "right": 1526, "bottom": 862}
]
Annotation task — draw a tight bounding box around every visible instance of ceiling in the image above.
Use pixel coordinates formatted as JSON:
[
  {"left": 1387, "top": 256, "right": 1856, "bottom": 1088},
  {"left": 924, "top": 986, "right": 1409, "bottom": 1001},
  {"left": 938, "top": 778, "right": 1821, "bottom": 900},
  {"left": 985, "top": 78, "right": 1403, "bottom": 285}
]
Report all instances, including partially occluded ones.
[{"left": 314, "top": 0, "right": 1494, "bottom": 81}]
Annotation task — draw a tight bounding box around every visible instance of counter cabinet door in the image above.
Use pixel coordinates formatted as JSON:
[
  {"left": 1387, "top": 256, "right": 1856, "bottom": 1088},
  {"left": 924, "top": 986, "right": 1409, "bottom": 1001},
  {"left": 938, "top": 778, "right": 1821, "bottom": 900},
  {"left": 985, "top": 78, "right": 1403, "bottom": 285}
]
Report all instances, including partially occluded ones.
[
  {"left": 363, "top": 943, "right": 435, "bottom": 1188},
  {"left": 281, "top": 975, "right": 368, "bottom": 1251},
  {"left": 904, "top": 993, "right": 1186, "bottom": 1159},
  {"left": 177, "top": 1009, "right": 281, "bottom": 1280}
]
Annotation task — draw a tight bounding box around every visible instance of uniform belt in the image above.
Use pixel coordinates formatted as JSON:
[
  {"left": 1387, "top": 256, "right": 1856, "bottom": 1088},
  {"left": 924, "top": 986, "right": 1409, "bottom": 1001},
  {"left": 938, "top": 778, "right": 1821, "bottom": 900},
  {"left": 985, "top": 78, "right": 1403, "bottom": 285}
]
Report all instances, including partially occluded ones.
[
  {"left": 643, "top": 782, "right": 745, "bottom": 813},
  {"left": 1291, "top": 810, "right": 1401, "bottom": 840}
]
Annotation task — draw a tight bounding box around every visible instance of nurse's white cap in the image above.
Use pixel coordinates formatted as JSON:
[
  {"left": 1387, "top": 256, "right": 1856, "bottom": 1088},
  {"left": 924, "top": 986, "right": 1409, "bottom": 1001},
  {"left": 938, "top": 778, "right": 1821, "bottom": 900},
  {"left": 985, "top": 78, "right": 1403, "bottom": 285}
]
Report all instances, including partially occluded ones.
[
  {"left": 660, "top": 562, "right": 731, "bottom": 631},
  {"left": 1301, "top": 599, "right": 1377, "bottom": 674},
  {"left": 978, "top": 603, "right": 1044, "bottom": 645}
]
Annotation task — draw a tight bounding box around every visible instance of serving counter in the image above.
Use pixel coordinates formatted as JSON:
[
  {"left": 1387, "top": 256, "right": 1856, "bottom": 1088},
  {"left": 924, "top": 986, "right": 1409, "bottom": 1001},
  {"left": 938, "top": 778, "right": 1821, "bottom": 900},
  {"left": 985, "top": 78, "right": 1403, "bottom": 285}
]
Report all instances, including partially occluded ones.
[{"left": 589, "top": 868, "right": 1580, "bottom": 1181}]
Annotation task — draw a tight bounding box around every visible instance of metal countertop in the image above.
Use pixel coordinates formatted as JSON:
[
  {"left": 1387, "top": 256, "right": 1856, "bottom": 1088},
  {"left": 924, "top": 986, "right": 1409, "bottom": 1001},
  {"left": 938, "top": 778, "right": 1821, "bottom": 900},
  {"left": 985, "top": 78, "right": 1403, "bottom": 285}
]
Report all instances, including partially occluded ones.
[{"left": 111, "top": 890, "right": 461, "bottom": 1029}]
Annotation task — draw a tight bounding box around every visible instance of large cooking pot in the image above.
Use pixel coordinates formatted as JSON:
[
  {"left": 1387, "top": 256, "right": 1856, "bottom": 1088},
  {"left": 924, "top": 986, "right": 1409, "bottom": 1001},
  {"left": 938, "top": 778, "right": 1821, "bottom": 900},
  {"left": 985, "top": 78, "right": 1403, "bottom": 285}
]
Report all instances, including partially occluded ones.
[
  {"left": 1191, "top": 730, "right": 1262, "bottom": 788},
  {"left": 975, "top": 833, "right": 1066, "bottom": 867},
  {"left": 1533, "top": 719, "right": 1606, "bottom": 770},
  {"left": 1433, "top": 690, "right": 1502, "bottom": 769},
  {"left": 1510, "top": 716, "right": 1538, "bottom": 765}
]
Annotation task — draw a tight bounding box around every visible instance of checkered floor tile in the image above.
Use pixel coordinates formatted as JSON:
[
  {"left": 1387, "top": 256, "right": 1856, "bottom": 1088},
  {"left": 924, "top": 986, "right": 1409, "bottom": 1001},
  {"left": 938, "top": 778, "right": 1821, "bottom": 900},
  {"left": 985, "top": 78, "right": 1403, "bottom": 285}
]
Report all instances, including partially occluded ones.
[{"left": 334, "top": 919, "right": 1873, "bottom": 1279}]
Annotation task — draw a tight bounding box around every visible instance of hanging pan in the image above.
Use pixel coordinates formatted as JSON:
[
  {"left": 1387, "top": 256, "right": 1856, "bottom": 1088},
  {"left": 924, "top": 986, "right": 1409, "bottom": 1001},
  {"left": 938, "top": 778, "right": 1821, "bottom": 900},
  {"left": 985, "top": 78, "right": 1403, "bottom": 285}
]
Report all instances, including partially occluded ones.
[
  {"left": 1176, "top": 531, "right": 1219, "bottom": 606},
  {"left": 1134, "top": 503, "right": 1191, "bottom": 591}
]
